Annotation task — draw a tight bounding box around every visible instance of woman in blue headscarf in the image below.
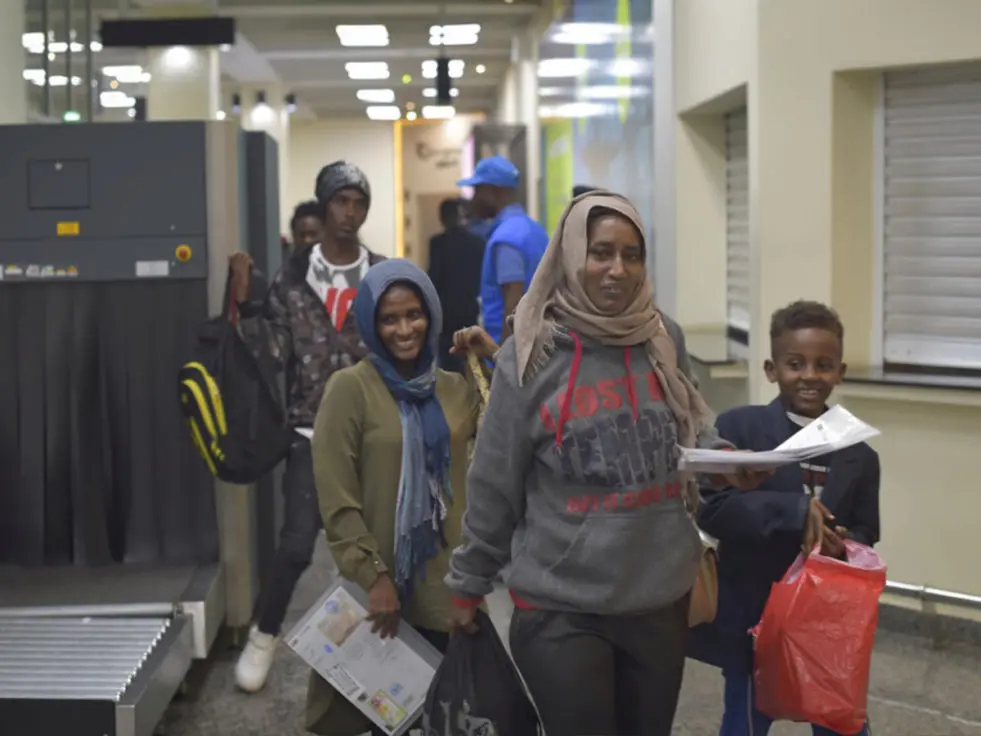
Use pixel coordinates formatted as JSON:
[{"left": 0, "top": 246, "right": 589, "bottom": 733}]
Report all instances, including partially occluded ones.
[{"left": 306, "top": 259, "right": 496, "bottom": 736}]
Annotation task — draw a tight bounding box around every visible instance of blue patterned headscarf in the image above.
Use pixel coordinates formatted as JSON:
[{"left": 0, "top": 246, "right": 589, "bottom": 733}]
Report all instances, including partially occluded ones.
[{"left": 353, "top": 259, "right": 453, "bottom": 600}]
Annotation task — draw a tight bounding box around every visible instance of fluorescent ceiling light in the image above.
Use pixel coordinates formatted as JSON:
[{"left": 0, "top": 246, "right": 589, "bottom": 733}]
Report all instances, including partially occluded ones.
[
  {"left": 422, "top": 87, "right": 459, "bottom": 99},
  {"left": 346, "top": 62, "right": 390, "bottom": 80},
  {"left": 100, "top": 90, "right": 136, "bottom": 108},
  {"left": 429, "top": 24, "right": 480, "bottom": 46},
  {"left": 537, "top": 86, "right": 565, "bottom": 98},
  {"left": 608, "top": 58, "right": 648, "bottom": 78},
  {"left": 422, "top": 105, "right": 455, "bottom": 120},
  {"left": 422, "top": 59, "right": 464, "bottom": 79},
  {"left": 336, "top": 25, "right": 389, "bottom": 47},
  {"left": 356, "top": 89, "right": 396, "bottom": 104},
  {"left": 102, "top": 65, "right": 146, "bottom": 84},
  {"left": 539, "top": 102, "right": 614, "bottom": 119},
  {"left": 578, "top": 85, "right": 648, "bottom": 100},
  {"left": 549, "top": 22, "right": 632, "bottom": 45},
  {"left": 366, "top": 105, "right": 401, "bottom": 121},
  {"left": 22, "top": 70, "right": 82, "bottom": 87},
  {"left": 22, "top": 32, "right": 101, "bottom": 54},
  {"left": 538, "top": 58, "right": 592, "bottom": 79}
]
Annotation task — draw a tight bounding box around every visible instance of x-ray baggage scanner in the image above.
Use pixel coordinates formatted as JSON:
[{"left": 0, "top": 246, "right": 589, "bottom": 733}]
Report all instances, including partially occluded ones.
[{"left": 0, "top": 121, "right": 280, "bottom": 736}]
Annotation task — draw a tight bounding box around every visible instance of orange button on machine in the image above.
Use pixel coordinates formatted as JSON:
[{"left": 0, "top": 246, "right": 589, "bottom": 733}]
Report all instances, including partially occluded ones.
[{"left": 175, "top": 244, "right": 192, "bottom": 262}]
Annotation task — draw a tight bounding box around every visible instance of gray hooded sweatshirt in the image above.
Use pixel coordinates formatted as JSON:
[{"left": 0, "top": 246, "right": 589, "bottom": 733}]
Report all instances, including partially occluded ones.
[{"left": 446, "top": 317, "right": 731, "bottom": 615}]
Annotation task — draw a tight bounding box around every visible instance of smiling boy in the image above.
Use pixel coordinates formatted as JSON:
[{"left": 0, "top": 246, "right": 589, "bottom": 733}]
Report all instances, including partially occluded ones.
[{"left": 695, "top": 300, "right": 880, "bottom": 736}]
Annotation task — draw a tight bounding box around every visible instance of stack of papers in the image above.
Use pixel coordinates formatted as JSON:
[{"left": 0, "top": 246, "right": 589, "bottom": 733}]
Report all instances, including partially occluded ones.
[{"left": 680, "top": 405, "right": 880, "bottom": 474}]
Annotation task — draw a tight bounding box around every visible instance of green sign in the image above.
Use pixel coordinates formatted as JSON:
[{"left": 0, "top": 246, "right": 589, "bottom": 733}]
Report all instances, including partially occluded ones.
[
  {"left": 543, "top": 120, "right": 574, "bottom": 235},
  {"left": 63, "top": 110, "right": 81, "bottom": 122}
]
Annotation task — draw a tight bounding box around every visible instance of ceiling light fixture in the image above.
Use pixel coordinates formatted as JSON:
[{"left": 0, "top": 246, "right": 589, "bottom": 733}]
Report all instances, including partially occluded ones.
[
  {"left": 406, "top": 110, "right": 418, "bottom": 121},
  {"left": 285, "top": 93, "right": 297, "bottom": 113},
  {"left": 577, "top": 85, "right": 648, "bottom": 100},
  {"left": 232, "top": 93, "right": 241, "bottom": 113},
  {"left": 550, "top": 22, "right": 632, "bottom": 46},
  {"left": 100, "top": 90, "right": 136, "bottom": 109},
  {"left": 346, "top": 62, "right": 390, "bottom": 80},
  {"left": 539, "top": 102, "right": 614, "bottom": 119},
  {"left": 429, "top": 24, "right": 481, "bottom": 47},
  {"left": 421, "top": 105, "right": 455, "bottom": 120},
  {"left": 22, "top": 32, "right": 102, "bottom": 54},
  {"left": 356, "top": 89, "right": 396, "bottom": 104},
  {"left": 336, "top": 25, "right": 389, "bottom": 47},
  {"left": 101, "top": 65, "right": 145, "bottom": 84},
  {"left": 422, "top": 87, "right": 459, "bottom": 99},
  {"left": 256, "top": 90, "right": 267, "bottom": 105},
  {"left": 538, "top": 58, "right": 593, "bottom": 79},
  {"left": 366, "top": 105, "right": 401, "bottom": 121},
  {"left": 422, "top": 59, "right": 464, "bottom": 80},
  {"left": 608, "top": 58, "right": 648, "bottom": 78},
  {"left": 475, "top": 64, "right": 486, "bottom": 74}
]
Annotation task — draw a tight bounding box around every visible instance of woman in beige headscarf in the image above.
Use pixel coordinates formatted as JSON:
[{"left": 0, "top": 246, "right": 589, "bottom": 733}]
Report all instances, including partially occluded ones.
[{"left": 445, "top": 191, "right": 767, "bottom": 736}]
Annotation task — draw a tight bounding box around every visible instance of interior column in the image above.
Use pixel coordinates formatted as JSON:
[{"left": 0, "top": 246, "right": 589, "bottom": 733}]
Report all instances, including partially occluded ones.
[
  {"left": 513, "top": 29, "right": 541, "bottom": 221},
  {"left": 146, "top": 45, "right": 220, "bottom": 121},
  {"left": 240, "top": 85, "right": 292, "bottom": 235},
  {"left": 0, "top": 0, "right": 27, "bottom": 124}
]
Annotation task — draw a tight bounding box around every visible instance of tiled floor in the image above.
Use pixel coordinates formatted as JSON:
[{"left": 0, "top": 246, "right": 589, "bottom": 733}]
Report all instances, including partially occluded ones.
[{"left": 159, "top": 540, "right": 981, "bottom": 736}]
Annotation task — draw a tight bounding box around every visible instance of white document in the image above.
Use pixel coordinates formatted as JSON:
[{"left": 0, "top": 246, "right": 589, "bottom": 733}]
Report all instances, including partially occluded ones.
[
  {"left": 679, "top": 404, "right": 880, "bottom": 474},
  {"left": 284, "top": 578, "right": 443, "bottom": 736}
]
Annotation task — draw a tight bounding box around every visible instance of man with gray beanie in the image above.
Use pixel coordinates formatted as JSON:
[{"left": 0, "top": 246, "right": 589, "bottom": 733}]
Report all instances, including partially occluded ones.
[{"left": 229, "top": 161, "right": 385, "bottom": 693}]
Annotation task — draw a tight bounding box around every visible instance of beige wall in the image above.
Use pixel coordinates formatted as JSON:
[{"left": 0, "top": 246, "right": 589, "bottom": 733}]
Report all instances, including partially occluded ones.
[
  {"left": 286, "top": 119, "right": 398, "bottom": 258},
  {"left": 400, "top": 116, "right": 481, "bottom": 266},
  {"left": 672, "top": 0, "right": 981, "bottom": 607}
]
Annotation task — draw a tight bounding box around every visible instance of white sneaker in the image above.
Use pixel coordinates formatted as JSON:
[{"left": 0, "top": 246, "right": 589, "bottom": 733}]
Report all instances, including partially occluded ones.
[{"left": 235, "top": 626, "right": 277, "bottom": 692}]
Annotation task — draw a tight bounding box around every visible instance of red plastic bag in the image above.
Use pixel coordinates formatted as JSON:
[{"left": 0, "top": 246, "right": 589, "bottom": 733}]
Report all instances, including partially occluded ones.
[{"left": 751, "top": 541, "right": 886, "bottom": 734}]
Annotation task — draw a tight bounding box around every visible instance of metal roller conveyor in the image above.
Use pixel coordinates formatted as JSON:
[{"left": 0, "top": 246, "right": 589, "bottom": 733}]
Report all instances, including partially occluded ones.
[{"left": 0, "top": 615, "right": 195, "bottom": 736}]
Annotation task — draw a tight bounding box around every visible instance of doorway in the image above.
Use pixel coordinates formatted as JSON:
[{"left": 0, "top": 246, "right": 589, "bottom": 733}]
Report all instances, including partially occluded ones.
[{"left": 414, "top": 191, "right": 458, "bottom": 269}]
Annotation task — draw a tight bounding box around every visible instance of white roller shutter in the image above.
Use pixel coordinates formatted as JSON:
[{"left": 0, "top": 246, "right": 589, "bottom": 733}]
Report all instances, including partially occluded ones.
[
  {"left": 725, "top": 109, "right": 750, "bottom": 333},
  {"left": 881, "top": 63, "right": 981, "bottom": 368}
]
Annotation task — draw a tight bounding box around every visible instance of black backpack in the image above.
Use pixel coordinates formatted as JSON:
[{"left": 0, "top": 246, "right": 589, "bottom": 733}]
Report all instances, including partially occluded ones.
[{"left": 178, "top": 271, "right": 291, "bottom": 484}]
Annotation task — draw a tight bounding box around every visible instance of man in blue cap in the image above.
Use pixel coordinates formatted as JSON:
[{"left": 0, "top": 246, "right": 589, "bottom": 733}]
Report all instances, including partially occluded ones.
[{"left": 457, "top": 155, "right": 549, "bottom": 344}]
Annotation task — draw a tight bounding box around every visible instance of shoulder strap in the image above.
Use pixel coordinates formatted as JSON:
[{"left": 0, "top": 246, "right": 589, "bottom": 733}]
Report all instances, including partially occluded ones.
[{"left": 466, "top": 352, "right": 490, "bottom": 405}]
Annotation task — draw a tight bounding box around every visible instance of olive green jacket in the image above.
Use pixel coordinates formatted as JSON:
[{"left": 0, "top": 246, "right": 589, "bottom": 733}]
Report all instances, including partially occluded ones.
[{"left": 306, "top": 360, "right": 479, "bottom": 735}]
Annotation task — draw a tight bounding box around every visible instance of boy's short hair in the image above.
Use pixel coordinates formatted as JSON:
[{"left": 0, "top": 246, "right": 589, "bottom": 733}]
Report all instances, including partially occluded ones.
[
  {"left": 769, "top": 300, "right": 844, "bottom": 352},
  {"left": 290, "top": 200, "right": 323, "bottom": 231}
]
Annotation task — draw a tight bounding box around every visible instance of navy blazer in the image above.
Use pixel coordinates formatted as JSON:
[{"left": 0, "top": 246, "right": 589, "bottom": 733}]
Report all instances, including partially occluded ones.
[{"left": 688, "top": 398, "right": 881, "bottom": 672}]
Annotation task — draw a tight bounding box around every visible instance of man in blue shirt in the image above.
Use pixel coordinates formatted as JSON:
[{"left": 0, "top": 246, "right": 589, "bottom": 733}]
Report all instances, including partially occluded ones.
[{"left": 457, "top": 156, "right": 550, "bottom": 343}]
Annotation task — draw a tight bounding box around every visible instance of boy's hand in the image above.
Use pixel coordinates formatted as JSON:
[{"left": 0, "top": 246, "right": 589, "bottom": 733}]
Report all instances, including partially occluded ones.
[
  {"left": 802, "top": 498, "right": 834, "bottom": 556},
  {"left": 820, "top": 527, "right": 847, "bottom": 559},
  {"left": 722, "top": 465, "right": 775, "bottom": 490}
]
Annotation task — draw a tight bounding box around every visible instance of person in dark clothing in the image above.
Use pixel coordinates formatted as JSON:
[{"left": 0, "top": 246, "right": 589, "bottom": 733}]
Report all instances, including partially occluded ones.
[
  {"left": 227, "top": 162, "right": 386, "bottom": 694},
  {"left": 428, "top": 198, "right": 486, "bottom": 373},
  {"left": 694, "top": 300, "right": 879, "bottom": 736},
  {"left": 286, "top": 200, "right": 324, "bottom": 257}
]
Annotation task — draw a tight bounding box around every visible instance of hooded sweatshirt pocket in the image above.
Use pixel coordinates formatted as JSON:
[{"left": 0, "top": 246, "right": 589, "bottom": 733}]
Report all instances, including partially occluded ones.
[{"left": 509, "top": 504, "right": 703, "bottom": 616}]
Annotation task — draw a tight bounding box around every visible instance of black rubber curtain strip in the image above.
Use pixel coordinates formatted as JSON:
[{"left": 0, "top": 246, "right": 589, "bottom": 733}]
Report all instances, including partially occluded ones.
[{"left": 0, "top": 281, "right": 219, "bottom": 567}]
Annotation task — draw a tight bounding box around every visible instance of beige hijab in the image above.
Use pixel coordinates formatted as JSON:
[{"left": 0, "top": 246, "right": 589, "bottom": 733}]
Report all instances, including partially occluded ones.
[{"left": 513, "top": 191, "right": 712, "bottom": 500}]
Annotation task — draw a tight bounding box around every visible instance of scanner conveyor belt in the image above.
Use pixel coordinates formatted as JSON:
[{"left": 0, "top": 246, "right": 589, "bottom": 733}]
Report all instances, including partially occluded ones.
[
  {"left": 0, "top": 617, "right": 172, "bottom": 700},
  {"left": 0, "top": 615, "right": 195, "bottom": 736}
]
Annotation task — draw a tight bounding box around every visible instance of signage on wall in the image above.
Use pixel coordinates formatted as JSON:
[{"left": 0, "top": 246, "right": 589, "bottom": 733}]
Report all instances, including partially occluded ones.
[{"left": 414, "top": 142, "right": 459, "bottom": 170}]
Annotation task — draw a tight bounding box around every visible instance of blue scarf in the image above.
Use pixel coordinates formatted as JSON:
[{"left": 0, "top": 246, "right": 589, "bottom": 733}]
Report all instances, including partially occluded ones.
[{"left": 353, "top": 259, "right": 453, "bottom": 601}]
